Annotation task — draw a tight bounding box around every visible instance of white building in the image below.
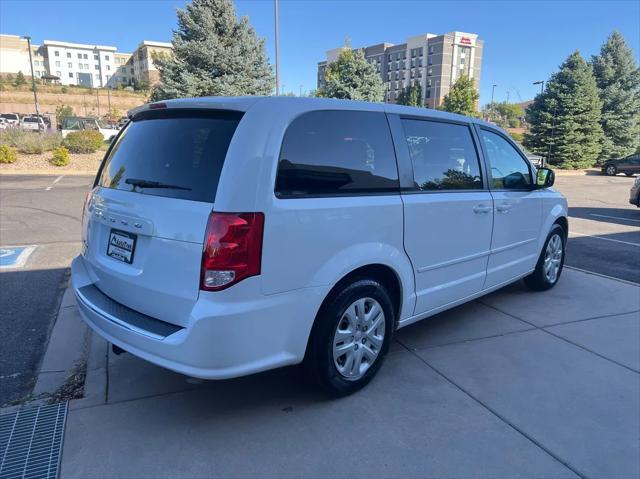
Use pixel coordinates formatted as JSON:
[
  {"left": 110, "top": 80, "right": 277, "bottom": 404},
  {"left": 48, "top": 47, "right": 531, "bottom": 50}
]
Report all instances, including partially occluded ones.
[
  {"left": 42, "top": 40, "right": 117, "bottom": 87},
  {"left": 1, "top": 33, "right": 172, "bottom": 89},
  {"left": 0, "top": 34, "right": 35, "bottom": 75}
]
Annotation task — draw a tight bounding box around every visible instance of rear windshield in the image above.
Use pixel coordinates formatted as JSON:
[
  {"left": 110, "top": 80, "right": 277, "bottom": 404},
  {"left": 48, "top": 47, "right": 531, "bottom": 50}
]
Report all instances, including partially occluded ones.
[
  {"left": 23, "top": 118, "right": 39, "bottom": 123},
  {"left": 97, "top": 109, "right": 242, "bottom": 203}
]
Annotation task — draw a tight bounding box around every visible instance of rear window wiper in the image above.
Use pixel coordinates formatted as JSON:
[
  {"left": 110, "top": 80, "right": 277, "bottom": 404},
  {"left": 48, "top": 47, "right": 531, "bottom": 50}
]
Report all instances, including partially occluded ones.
[{"left": 125, "top": 178, "right": 192, "bottom": 191}]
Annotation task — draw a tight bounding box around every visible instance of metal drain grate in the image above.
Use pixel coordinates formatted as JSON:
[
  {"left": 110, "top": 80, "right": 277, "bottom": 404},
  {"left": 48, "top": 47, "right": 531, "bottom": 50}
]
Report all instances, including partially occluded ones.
[{"left": 0, "top": 402, "right": 68, "bottom": 479}]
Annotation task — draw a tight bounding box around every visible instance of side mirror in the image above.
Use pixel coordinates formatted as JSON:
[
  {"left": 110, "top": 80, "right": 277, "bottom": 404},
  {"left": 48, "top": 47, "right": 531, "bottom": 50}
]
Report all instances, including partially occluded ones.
[{"left": 536, "top": 167, "right": 555, "bottom": 188}]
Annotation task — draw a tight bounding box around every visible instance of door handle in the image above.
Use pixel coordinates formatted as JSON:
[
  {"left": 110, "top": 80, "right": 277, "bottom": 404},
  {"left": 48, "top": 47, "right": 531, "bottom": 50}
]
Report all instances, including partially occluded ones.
[
  {"left": 496, "top": 202, "right": 512, "bottom": 213},
  {"left": 473, "top": 204, "right": 492, "bottom": 214}
]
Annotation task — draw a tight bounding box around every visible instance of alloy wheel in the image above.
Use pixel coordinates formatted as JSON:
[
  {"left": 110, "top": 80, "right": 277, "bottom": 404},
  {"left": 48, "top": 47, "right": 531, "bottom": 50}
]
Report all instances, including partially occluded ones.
[{"left": 543, "top": 234, "right": 563, "bottom": 284}]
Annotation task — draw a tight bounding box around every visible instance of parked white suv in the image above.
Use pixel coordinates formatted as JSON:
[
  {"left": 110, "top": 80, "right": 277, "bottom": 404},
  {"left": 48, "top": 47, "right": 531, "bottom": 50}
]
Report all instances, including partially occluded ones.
[
  {"left": 61, "top": 116, "right": 119, "bottom": 141},
  {"left": 20, "top": 116, "right": 46, "bottom": 132},
  {"left": 0, "top": 113, "right": 20, "bottom": 127},
  {"left": 72, "top": 97, "right": 568, "bottom": 395}
]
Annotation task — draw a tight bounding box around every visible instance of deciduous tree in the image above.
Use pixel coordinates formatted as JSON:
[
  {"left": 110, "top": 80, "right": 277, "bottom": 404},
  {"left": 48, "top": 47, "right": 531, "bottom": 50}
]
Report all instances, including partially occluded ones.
[
  {"left": 316, "top": 49, "right": 384, "bottom": 102},
  {"left": 441, "top": 75, "right": 479, "bottom": 117},
  {"left": 397, "top": 84, "right": 423, "bottom": 107}
]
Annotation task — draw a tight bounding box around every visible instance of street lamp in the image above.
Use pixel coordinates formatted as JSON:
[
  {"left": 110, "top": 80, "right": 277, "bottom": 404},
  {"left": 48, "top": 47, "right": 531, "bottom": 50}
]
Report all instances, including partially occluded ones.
[
  {"left": 489, "top": 84, "right": 497, "bottom": 121},
  {"left": 274, "top": 0, "right": 280, "bottom": 96},
  {"left": 23, "top": 36, "right": 41, "bottom": 128},
  {"left": 533, "top": 80, "right": 545, "bottom": 95}
]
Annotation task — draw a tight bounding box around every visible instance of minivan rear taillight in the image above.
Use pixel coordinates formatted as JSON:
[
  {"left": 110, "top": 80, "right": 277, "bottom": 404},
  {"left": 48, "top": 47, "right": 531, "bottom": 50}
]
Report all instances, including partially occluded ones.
[{"left": 200, "top": 212, "right": 265, "bottom": 291}]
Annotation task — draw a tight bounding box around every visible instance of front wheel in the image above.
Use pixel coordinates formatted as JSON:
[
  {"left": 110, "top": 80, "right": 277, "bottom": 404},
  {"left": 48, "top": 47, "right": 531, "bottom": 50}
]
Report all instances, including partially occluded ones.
[
  {"left": 305, "top": 278, "right": 395, "bottom": 396},
  {"left": 524, "top": 224, "right": 566, "bottom": 291},
  {"left": 605, "top": 165, "right": 617, "bottom": 176}
]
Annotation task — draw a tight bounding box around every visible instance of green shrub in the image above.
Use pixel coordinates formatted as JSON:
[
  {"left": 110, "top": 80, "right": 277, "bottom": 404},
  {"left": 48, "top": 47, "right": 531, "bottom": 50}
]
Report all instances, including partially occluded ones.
[
  {"left": 0, "top": 129, "right": 62, "bottom": 154},
  {"left": 0, "top": 144, "right": 18, "bottom": 164},
  {"left": 509, "top": 131, "right": 524, "bottom": 143},
  {"left": 64, "top": 130, "right": 104, "bottom": 153},
  {"left": 50, "top": 146, "right": 70, "bottom": 166}
]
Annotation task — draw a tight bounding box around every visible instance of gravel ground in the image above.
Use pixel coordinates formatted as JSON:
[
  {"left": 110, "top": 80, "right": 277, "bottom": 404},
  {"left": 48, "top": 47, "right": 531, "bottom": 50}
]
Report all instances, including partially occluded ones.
[{"left": 0, "top": 150, "right": 104, "bottom": 174}]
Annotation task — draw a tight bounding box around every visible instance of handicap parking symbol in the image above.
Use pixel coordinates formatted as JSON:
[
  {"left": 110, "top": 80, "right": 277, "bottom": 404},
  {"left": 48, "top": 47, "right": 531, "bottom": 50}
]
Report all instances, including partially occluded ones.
[{"left": 0, "top": 246, "right": 36, "bottom": 268}]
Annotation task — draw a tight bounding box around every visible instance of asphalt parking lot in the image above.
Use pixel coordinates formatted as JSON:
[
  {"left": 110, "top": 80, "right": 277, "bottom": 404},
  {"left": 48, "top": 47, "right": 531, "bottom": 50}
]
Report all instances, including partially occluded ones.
[
  {"left": 0, "top": 172, "right": 638, "bottom": 406},
  {"left": 0, "top": 175, "right": 90, "bottom": 405},
  {"left": 555, "top": 173, "right": 639, "bottom": 283}
]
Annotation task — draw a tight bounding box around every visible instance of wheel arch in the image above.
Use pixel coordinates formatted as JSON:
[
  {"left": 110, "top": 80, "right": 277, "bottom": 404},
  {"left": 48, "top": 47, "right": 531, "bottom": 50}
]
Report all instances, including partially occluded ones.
[{"left": 303, "top": 262, "right": 406, "bottom": 362}]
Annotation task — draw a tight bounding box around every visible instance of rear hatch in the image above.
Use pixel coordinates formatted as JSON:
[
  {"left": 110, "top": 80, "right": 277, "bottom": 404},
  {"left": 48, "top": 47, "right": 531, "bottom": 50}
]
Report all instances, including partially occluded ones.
[{"left": 82, "top": 108, "right": 243, "bottom": 327}]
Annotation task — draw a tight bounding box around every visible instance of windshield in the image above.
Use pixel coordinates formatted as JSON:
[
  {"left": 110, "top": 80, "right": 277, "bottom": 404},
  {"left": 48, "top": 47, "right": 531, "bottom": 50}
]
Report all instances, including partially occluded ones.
[
  {"left": 96, "top": 119, "right": 110, "bottom": 129},
  {"left": 97, "top": 109, "right": 242, "bottom": 203},
  {"left": 23, "top": 118, "right": 39, "bottom": 123}
]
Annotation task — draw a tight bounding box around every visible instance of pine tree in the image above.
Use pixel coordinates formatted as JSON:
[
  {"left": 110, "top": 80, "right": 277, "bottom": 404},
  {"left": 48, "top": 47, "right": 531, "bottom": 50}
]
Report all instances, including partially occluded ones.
[
  {"left": 397, "top": 84, "right": 423, "bottom": 107},
  {"left": 316, "top": 49, "right": 384, "bottom": 102},
  {"left": 591, "top": 31, "right": 640, "bottom": 162},
  {"left": 524, "top": 51, "right": 603, "bottom": 169},
  {"left": 13, "top": 71, "right": 26, "bottom": 87},
  {"left": 441, "top": 75, "right": 479, "bottom": 117},
  {"left": 151, "top": 0, "right": 273, "bottom": 100}
]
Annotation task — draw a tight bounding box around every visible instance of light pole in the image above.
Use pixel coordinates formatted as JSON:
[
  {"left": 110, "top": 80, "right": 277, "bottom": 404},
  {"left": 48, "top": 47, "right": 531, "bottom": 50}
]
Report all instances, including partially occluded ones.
[
  {"left": 490, "top": 84, "right": 497, "bottom": 121},
  {"left": 24, "top": 36, "right": 41, "bottom": 125},
  {"left": 299, "top": 84, "right": 303, "bottom": 97},
  {"left": 533, "top": 80, "right": 545, "bottom": 95},
  {"left": 274, "top": 0, "right": 280, "bottom": 96}
]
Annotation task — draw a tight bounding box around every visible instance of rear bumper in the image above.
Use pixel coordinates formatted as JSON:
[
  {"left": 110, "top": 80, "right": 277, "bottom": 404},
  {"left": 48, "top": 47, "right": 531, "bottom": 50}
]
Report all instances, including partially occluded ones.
[{"left": 71, "top": 255, "right": 327, "bottom": 379}]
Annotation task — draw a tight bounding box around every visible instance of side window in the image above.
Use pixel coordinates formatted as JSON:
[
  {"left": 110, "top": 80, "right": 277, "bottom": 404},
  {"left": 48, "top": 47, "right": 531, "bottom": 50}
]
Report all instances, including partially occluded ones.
[
  {"left": 82, "top": 120, "right": 99, "bottom": 131},
  {"left": 63, "top": 118, "right": 81, "bottom": 131},
  {"left": 480, "top": 129, "right": 532, "bottom": 189},
  {"left": 401, "top": 119, "right": 482, "bottom": 190},
  {"left": 275, "top": 110, "right": 399, "bottom": 197}
]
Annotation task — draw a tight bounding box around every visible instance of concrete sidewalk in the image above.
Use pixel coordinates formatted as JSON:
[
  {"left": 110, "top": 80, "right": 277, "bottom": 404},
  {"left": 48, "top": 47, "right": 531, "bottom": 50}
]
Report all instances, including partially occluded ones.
[{"left": 60, "top": 268, "right": 639, "bottom": 479}]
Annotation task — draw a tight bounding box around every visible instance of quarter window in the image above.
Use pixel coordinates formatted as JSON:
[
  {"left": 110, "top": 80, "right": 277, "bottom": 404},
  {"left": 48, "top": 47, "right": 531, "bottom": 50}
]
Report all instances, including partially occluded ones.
[
  {"left": 401, "top": 119, "right": 482, "bottom": 191},
  {"left": 480, "top": 129, "right": 532, "bottom": 189},
  {"left": 275, "top": 110, "right": 399, "bottom": 197}
]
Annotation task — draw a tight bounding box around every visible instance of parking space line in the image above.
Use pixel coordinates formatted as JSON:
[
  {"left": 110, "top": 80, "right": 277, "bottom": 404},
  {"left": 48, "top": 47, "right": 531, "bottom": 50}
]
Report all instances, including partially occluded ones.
[
  {"left": 564, "top": 265, "right": 640, "bottom": 286},
  {"left": 45, "top": 175, "right": 64, "bottom": 191},
  {"left": 589, "top": 213, "right": 640, "bottom": 224},
  {"left": 569, "top": 231, "right": 640, "bottom": 247}
]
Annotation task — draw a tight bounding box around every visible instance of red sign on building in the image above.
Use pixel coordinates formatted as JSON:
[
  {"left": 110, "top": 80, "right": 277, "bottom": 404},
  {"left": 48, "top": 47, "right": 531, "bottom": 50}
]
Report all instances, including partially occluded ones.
[{"left": 460, "top": 37, "right": 472, "bottom": 45}]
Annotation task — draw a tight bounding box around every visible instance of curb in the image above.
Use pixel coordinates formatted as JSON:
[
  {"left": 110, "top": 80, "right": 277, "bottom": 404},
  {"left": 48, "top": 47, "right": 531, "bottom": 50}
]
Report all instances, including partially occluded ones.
[
  {"left": 32, "top": 285, "right": 89, "bottom": 399},
  {"left": 0, "top": 170, "right": 96, "bottom": 176}
]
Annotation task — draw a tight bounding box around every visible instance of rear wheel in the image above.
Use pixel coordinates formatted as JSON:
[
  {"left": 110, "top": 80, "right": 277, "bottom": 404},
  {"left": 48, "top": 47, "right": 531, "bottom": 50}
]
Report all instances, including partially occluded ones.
[
  {"left": 524, "top": 224, "right": 566, "bottom": 291},
  {"left": 625, "top": 172, "right": 634, "bottom": 177},
  {"left": 306, "top": 278, "right": 394, "bottom": 396},
  {"left": 605, "top": 165, "right": 617, "bottom": 176}
]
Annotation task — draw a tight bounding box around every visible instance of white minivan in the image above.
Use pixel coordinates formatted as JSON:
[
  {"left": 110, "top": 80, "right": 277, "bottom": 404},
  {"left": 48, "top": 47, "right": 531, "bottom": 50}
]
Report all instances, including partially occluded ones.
[{"left": 72, "top": 97, "right": 568, "bottom": 395}]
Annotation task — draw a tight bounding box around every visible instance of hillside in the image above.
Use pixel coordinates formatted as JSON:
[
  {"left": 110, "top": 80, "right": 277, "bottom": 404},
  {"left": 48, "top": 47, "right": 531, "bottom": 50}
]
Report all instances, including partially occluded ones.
[{"left": 0, "top": 84, "right": 148, "bottom": 120}]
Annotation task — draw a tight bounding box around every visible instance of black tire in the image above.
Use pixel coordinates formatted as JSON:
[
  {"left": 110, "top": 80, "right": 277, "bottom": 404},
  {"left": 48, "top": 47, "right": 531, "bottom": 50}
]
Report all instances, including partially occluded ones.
[
  {"left": 524, "top": 224, "right": 566, "bottom": 291},
  {"left": 605, "top": 164, "right": 617, "bottom": 176},
  {"left": 625, "top": 172, "right": 634, "bottom": 177},
  {"left": 305, "top": 278, "right": 395, "bottom": 396}
]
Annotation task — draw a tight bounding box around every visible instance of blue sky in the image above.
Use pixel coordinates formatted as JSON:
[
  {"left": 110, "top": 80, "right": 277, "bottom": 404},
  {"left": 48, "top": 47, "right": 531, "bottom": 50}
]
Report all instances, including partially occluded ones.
[{"left": 1, "top": 0, "right": 638, "bottom": 105}]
